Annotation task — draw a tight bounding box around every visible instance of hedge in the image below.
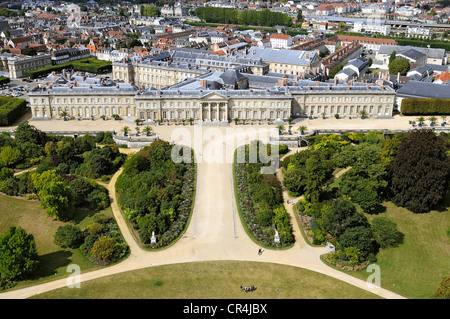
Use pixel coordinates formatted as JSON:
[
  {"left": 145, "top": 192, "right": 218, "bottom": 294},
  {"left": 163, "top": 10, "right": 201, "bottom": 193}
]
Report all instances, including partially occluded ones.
[
  {"left": 401, "top": 98, "right": 450, "bottom": 115},
  {"left": 0, "top": 76, "right": 10, "bottom": 86},
  {"left": 0, "top": 97, "right": 27, "bottom": 126},
  {"left": 23, "top": 58, "right": 112, "bottom": 79}
]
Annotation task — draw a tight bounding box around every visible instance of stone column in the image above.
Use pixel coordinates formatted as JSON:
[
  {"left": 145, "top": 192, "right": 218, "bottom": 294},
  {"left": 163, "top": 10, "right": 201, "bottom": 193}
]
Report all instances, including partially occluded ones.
[
  {"left": 223, "top": 103, "right": 226, "bottom": 121},
  {"left": 217, "top": 103, "right": 220, "bottom": 121},
  {"left": 208, "top": 102, "right": 211, "bottom": 121}
]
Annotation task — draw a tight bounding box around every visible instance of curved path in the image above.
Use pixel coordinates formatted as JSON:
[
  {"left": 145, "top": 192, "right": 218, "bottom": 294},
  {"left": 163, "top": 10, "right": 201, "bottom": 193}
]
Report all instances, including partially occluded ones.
[{"left": 0, "top": 126, "right": 406, "bottom": 299}]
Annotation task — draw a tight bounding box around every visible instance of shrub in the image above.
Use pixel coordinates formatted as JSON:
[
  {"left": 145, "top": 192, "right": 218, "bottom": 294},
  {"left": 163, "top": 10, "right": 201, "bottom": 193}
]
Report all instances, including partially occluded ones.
[
  {"left": 86, "top": 222, "right": 104, "bottom": 235},
  {"left": 0, "top": 97, "right": 27, "bottom": 126},
  {"left": 401, "top": 98, "right": 450, "bottom": 115},
  {"left": 256, "top": 209, "right": 274, "bottom": 227},
  {"left": 432, "top": 276, "right": 450, "bottom": 299},
  {"left": 53, "top": 225, "right": 84, "bottom": 249},
  {"left": 90, "top": 236, "right": 117, "bottom": 263},
  {"left": 23, "top": 58, "right": 112, "bottom": 79}
]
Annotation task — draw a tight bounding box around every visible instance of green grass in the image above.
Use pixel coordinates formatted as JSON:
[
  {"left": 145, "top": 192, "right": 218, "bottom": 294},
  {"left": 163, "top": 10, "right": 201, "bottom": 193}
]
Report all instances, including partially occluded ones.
[
  {"left": 31, "top": 261, "right": 381, "bottom": 299},
  {"left": 0, "top": 193, "right": 115, "bottom": 291}
]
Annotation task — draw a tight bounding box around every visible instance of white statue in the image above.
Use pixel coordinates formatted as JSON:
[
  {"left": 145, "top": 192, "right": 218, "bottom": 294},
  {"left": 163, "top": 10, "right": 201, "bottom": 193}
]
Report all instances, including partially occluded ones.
[
  {"left": 274, "top": 229, "right": 280, "bottom": 244},
  {"left": 151, "top": 231, "right": 156, "bottom": 244}
]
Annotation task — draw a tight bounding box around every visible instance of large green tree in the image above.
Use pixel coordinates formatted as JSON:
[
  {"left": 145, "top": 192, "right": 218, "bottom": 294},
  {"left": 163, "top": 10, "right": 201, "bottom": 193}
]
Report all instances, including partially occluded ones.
[
  {"left": 0, "top": 226, "right": 39, "bottom": 287},
  {"left": 388, "top": 130, "right": 450, "bottom": 213},
  {"left": 371, "top": 216, "right": 404, "bottom": 249},
  {"left": 32, "top": 170, "right": 75, "bottom": 221},
  {"left": 388, "top": 58, "right": 410, "bottom": 76},
  {"left": 322, "top": 198, "right": 369, "bottom": 238}
]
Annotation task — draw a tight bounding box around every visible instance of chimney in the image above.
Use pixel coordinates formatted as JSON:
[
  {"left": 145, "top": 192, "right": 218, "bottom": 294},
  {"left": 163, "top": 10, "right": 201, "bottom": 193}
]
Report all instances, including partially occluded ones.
[
  {"left": 67, "top": 73, "right": 71, "bottom": 81},
  {"left": 51, "top": 71, "right": 56, "bottom": 76},
  {"left": 334, "top": 77, "right": 338, "bottom": 85},
  {"left": 200, "top": 80, "right": 207, "bottom": 88},
  {"left": 314, "top": 81, "right": 319, "bottom": 86}
]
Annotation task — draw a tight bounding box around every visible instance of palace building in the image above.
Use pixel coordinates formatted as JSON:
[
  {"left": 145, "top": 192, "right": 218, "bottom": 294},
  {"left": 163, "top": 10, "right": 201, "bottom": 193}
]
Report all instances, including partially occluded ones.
[{"left": 29, "top": 69, "right": 396, "bottom": 122}]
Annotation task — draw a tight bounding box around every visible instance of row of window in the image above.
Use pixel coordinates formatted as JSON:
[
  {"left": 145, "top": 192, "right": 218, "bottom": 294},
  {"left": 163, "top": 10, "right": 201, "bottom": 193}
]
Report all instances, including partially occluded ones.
[
  {"left": 305, "top": 105, "right": 390, "bottom": 115},
  {"left": 35, "top": 106, "right": 132, "bottom": 118},
  {"left": 34, "top": 106, "right": 289, "bottom": 121},
  {"left": 35, "top": 97, "right": 132, "bottom": 104},
  {"left": 301, "top": 96, "right": 391, "bottom": 103}
]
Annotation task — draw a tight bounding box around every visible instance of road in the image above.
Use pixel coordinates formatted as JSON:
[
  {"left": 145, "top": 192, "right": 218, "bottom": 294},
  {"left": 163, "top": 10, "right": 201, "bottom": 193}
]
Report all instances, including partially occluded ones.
[{"left": 0, "top": 126, "right": 406, "bottom": 299}]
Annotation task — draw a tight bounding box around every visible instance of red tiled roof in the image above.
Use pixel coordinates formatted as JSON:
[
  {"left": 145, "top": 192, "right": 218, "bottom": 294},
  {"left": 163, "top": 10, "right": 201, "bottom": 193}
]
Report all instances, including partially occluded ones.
[{"left": 270, "top": 33, "right": 291, "bottom": 40}]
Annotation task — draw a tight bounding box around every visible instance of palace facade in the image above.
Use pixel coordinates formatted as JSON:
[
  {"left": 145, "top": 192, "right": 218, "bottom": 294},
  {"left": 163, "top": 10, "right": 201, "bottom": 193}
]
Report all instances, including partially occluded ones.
[{"left": 29, "top": 71, "right": 396, "bottom": 122}]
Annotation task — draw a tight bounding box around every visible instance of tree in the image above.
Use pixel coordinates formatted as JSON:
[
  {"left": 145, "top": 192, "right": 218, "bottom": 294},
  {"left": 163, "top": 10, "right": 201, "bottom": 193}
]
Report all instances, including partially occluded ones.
[
  {"left": 304, "top": 153, "right": 328, "bottom": 203},
  {"left": 3, "top": 28, "right": 10, "bottom": 38},
  {"left": 69, "top": 177, "right": 94, "bottom": 207},
  {"left": 141, "top": 5, "right": 160, "bottom": 17},
  {"left": 371, "top": 217, "right": 404, "bottom": 249},
  {"left": 283, "top": 166, "right": 307, "bottom": 195},
  {"left": 389, "top": 58, "right": 410, "bottom": 76},
  {"left": 296, "top": 10, "right": 303, "bottom": 24},
  {"left": 322, "top": 198, "right": 369, "bottom": 238},
  {"left": 54, "top": 225, "right": 84, "bottom": 249},
  {"left": 338, "top": 226, "right": 377, "bottom": 258},
  {"left": 22, "top": 47, "right": 37, "bottom": 56},
  {"left": 388, "top": 130, "right": 450, "bottom": 213},
  {"left": 328, "top": 65, "right": 344, "bottom": 79},
  {"left": 389, "top": 50, "right": 396, "bottom": 65},
  {"left": 143, "top": 126, "right": 153, "bottom": 136},
  {"left": 121, "top": 126, "right": 130, "bottom": 136},
  {"left": 0, "top": 226, "right": 39, "bottom": 286},
  {"left": 32, "top": 170, "right": 76, "bottom": 221},
  {"left": 0, "top": 145, "right": 22, "bottom": 167},
  {"left": 14, "top": 121, "right": 47, "bottom": 146}
]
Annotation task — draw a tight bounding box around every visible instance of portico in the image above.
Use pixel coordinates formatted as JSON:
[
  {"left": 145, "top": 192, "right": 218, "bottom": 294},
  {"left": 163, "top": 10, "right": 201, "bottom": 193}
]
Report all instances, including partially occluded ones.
[{"left": 201, "top": 101, "right": 229, "bottom": 122}]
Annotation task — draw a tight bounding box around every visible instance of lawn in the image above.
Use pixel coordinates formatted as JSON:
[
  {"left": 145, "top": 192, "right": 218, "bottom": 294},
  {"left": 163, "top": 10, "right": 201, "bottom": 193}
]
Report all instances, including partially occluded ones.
[
  {"left": 320, "top": 166, "right": 450, "bottom": 299},
  {"left": 0, "top": 193, "right": 114, "bottom": 291},
  {"left": 346, "top": 201, "right": 450, "bottom": 299},
  {"left": 31, "top": 260, "right": 381, "bottom": 299}
]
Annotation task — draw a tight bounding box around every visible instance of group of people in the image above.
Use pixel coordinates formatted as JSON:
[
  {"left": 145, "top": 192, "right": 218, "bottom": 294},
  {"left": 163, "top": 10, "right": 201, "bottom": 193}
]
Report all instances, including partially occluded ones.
[{"left": 240, "top": 285, "right": 257, "bottom": 292}]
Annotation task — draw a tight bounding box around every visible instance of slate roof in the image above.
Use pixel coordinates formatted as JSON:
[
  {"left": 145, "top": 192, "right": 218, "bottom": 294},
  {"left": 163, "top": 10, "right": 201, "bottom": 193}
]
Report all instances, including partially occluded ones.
[
  {"left": 396, "top": 81, "right": 450, "bottom": 99},
  {"left": 344, "top": 58, "right": 369, "bottom": 72},
  {"left": 245, "top": 47, "right": 316, "bottom": 66},
  {"left": 397, "top": 48, "right": 426, "bottom": 61},
  {"left": 378, "top": 45, "right": 445, "bottom": 60}
]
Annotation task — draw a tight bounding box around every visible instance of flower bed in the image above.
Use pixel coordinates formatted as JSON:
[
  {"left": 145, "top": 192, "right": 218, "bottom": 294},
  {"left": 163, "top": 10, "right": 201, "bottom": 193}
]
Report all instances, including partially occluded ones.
[
  {"left": 234, "top": 145, "right": 294, "bottom": 248},
  {"left": 322, "top": 253, "right": 370, "bottom": 272},
  {"left": 146, "top": 162, "right": 195, "bottom": 249}
]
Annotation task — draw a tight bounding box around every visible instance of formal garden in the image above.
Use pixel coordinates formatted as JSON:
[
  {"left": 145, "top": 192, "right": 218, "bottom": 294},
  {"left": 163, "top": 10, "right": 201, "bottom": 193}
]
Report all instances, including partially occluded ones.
[
  {"left": 0, "top": 122, "right": 129, "bottom": 290},
  {"left": 281, "top": 129, "right": 450, "bottom": 298},
  {"left": 115, "top": 140, "right": 196, "bottom": 249},
  {"left": 234, "top": 141, "right": 294, "bottom": 248}
]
